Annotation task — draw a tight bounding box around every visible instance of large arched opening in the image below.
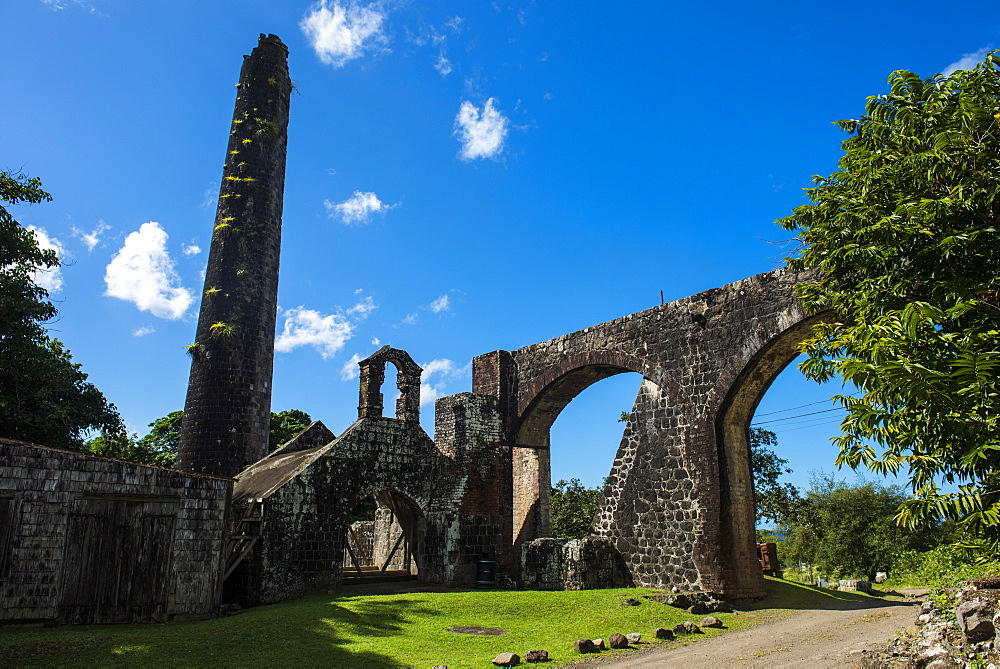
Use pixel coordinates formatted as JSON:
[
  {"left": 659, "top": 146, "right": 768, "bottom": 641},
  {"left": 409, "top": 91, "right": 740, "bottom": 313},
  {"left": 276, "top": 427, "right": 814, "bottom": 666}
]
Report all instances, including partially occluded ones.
[
  {"left": 513, "top": 364, "right": 639, "bottom": 545},
  {"left": 713, "top": 311, "right": 833, "bottom": 596}
]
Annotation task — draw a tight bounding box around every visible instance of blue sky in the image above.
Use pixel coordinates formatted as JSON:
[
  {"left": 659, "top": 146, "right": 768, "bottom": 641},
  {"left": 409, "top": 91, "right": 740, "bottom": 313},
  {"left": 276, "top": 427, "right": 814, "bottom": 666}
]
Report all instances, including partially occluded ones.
[{"left": 3, "top": 0, "right": 998, "bottom": 492}]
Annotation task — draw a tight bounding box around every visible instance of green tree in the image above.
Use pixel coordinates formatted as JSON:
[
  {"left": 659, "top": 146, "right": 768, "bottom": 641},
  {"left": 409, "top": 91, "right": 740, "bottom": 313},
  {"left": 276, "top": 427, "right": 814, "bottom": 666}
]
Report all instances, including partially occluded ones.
[
  {"left": 269, "top": 409, "right": 312, "bottom": 450},
  {"left": 781, "top": 476, "right": 944, "bottom": 581},
  {"left": 85, "top": 430, "right": 141, "bottom": 461},
  {"left": 0, "top": 170, "right": 121, "bottom": 448},
  {"left": 85, "top": 413, "right": 179, "bottom": 468},
  {"left": 749, "top": 427, "right": 801, "bottom": 525},
  {"left": 779, "top": 54, "right": 1000, "bottom": 544},
  {"left": 550, "top": 478, "right": 603, "bottom": 539},
  {"left": 136, "top": 410, "right": 183, "bottom": 467}
]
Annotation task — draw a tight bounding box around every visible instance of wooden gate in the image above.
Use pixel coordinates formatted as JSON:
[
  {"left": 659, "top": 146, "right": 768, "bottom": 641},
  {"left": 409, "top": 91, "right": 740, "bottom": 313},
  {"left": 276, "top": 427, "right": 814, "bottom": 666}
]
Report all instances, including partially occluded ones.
[{"left": 58, "top": 497, "right": 178, "bottom": 624}]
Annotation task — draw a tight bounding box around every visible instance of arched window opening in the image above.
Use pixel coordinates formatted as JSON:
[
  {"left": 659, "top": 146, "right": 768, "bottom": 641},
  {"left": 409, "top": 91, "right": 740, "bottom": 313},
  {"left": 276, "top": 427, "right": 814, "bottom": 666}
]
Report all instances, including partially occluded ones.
[{"left": 382, "top": 362, "right": 400, "bottom": 419}]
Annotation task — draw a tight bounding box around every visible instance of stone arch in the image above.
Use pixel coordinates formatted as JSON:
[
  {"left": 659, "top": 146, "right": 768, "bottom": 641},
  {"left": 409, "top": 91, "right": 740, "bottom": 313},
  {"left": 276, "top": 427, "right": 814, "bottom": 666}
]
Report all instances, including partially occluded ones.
[
  {"left": 702, "top": 308, "right": 834, "bottom": 597},
  {"left": 510, "top": 350, "right": 682, "bottom": 547},
  {"left": 513, "top": 350, "right": 679, "bottom": 447},
  {"left": 343, "top": 484, "right": 428, "bottom": 580},
  {"left": 356, "top": 346, "right": 422, "bottom": 422}
]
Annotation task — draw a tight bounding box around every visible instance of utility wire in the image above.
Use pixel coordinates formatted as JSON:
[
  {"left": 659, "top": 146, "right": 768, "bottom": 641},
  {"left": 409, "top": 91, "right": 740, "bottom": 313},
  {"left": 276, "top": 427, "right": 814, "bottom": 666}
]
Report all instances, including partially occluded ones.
[
  {"left": 751, "top": 407, "right": 843, "bottom": 425},
  {"left": 754, "top": 392, "right": 860, "bottom": 417},
  {"left": 767, "top": 418, "right": 846, "bottom": 434}
]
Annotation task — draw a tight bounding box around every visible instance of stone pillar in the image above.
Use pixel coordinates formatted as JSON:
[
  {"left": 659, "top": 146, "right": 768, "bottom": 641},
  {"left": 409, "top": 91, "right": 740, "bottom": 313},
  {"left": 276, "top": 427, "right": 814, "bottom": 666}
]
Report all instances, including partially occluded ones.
[{"left": 177, "top": 34, "right": 292, "bottom": 477}]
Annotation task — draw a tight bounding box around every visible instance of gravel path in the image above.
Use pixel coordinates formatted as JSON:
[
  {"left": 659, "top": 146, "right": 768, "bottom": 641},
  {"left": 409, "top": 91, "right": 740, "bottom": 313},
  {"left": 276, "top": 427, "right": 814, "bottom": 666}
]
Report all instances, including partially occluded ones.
[{"left": 574, "top": 596, "right": 921, "bottom": 668}]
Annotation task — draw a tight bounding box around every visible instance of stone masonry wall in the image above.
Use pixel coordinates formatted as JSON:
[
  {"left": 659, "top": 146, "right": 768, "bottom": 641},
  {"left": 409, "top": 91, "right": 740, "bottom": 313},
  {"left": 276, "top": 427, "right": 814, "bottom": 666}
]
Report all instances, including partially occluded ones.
[
  {"left": 593, "top": 378, "right": 702, "bottom": 590},
  {"left": 0, "top": 439, "right": 231, "bottom": 625},
  {"left": 521, "top": 537, "right": 631, "bottom": 590},
  {"left": 432, "top": 393, "right": 508, "bottom": 584}
]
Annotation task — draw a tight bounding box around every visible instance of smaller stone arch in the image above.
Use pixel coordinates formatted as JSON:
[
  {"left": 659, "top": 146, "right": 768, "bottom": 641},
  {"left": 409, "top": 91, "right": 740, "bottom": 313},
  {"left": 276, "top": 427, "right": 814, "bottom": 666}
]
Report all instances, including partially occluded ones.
[
  {"left": 343, "top": 488, "right": 426, "bottom": 578},
  {"left": 514, "top": 350, "right": 679, "bottom": 447},
  {"left": 356, "top": 346, "right": 423, "bottom": 423}
]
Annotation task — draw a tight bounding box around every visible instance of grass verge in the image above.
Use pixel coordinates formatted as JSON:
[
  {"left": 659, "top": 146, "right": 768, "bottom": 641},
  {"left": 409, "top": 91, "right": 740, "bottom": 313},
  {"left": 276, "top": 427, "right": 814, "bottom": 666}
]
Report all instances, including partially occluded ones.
[{"left": 0, "top": 578, "right": 902, "bottom": 667}]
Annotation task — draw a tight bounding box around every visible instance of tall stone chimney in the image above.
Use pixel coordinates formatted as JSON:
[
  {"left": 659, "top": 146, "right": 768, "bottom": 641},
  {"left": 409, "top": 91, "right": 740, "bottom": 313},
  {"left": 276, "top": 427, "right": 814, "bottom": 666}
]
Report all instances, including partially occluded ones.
[{"left": 177, "top": 34, "right": 292, "bottom": 477}]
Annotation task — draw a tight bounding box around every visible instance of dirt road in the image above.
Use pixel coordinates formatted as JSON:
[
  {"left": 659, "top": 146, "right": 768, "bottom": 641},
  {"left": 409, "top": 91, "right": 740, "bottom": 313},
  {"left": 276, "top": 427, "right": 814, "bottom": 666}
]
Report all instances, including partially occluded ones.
[{"left": 578, "top": 596, "right": 920, "bottom": 668}]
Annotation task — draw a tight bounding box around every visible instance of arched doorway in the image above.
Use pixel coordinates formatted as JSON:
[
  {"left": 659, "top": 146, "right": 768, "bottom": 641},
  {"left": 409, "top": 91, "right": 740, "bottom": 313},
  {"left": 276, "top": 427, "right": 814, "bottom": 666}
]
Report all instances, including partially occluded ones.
[{"left": 343, "top": 490, "right": 424, "bottom": 583}]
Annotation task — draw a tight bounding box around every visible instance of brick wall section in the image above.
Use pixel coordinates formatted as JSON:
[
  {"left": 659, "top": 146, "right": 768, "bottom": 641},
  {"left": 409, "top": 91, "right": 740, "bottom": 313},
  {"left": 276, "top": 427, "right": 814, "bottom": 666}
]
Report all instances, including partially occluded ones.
[
  {"left": 178, "top": 34, "right": 292, "bottom": 478},
  {"left": 473, "top": 268, "right": 826, "bottom": 598},
  {"left": 433, "top": 393, "right": 508, "bottom": 583},
  {"left": 0, "top": 439, "right": 231, "bottom": 624}
]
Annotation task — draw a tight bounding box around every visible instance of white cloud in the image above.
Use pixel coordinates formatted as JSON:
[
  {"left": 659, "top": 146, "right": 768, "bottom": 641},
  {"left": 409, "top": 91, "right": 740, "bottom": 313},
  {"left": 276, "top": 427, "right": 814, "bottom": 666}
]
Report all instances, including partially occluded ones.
[
  {"left": 371, "top": 336, "right": 381, "bottom": 346},
  {"left": 429, "top": 294, "right": 450, "bottom": 313},
  {"left": 200, "top": 183, "right": 218, "bottom": 209},
  {"left": 275, "top": 306, "right": 354, "bottom": 359},
  {"left": 104, "top": 221, "right": 194, "bottom": 320},
  {"left": 300, "top": 0, "right": 387, "bottom": 68},
  {"left": 419, "top": 358, "right": 468, "bottom": 406},
  {"left": 395, "top": 312, "right": 418, "bottom": 328},
  {"left": 40, "top": 0, "right": 98, "bottom": 12},
  {"left": 132, "top": 325, "right": 155, "bottom": 337},
  {"left": 444, "top": 15, "right": 465, "bottom": 32},
  {"left": 435, "top": 51, "right": 453, "bottom": 76},
  {"left": 340, "top": 352, "right": 364, "bottom": 380},
  {"left": 325, "top": 191, "right": 391, "bottom": 224},
  {"left": 347, "top": 295, "right": 377, "bottom": 318},
  {"left": 72, "top": 220, "right": 109, "bottom": 252},
  {"left": 454, "top": 98, "right": 509, "bottom": 160},
  {"left": 943, "top": 47, "right": 993, "bottom": 76},
  {"left": 26, "top": 226, "right": 66, "bottom": 294},
  {"left": 182, "top": 244, "right": 202, "bottom": 256}
]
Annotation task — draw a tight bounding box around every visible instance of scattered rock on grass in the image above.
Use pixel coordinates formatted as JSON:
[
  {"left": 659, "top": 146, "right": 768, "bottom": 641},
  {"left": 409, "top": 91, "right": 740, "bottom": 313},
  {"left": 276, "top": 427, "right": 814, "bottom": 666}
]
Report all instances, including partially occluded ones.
[
  {"left": 492, "top": 652, "right": 520, "bottom": 667},
  {"left": 574, "top": 639, "right": 598, "bottom": 654},
  {"left": 524, "top": 650, "right": 548, "bottom": 663},
  {"left": 593, "top": 638, "right": 606, "bottom": 650},
  {"left": 655, "top": 627, "right": 674, "bottom": 640},
  {"left": 700, "top": 616, "right": 724, "bottom": 628},
  {"left": 626, "top": 633, "right": 642, "bottom": 643},
  {"left": 609, "top": 633, "right": 628, "bottom": 648},
  {"left": 682, "top": 621, "right": 703, "bottom": 634},
  {"left": 623, "top": 598, "right": 641, "bottom": 606}
]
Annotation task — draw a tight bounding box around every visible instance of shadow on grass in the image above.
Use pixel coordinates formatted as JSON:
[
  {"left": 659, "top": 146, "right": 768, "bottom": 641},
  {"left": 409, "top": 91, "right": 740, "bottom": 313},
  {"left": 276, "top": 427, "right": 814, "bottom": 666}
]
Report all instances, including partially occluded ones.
[
  {"left": 744, "top": 578, "right": 918, "bottom": 612},
  {"left": 0, "top": 593, "right": 440, "bottom": 667}
]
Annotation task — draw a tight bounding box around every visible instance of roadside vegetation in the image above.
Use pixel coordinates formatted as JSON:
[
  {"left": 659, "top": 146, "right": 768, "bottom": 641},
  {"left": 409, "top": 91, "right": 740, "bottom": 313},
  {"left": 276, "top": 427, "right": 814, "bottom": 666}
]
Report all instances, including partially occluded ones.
[{"left": 0, "top": 579, "right": 890, "bottom": 667}]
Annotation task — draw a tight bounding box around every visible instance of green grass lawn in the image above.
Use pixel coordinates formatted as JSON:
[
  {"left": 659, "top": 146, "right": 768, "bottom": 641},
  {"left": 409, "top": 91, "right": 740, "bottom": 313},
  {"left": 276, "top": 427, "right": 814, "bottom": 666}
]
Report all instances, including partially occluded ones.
[{"left": 0, "top": 578, "right": 898, "bottom": 667}]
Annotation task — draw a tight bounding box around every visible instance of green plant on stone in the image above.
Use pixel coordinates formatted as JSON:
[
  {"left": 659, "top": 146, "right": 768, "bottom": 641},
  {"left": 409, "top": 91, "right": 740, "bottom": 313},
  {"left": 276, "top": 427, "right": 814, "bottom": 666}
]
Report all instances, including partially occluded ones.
[{"left": 209, "top": 322, "right": 235, "bottom": 338}]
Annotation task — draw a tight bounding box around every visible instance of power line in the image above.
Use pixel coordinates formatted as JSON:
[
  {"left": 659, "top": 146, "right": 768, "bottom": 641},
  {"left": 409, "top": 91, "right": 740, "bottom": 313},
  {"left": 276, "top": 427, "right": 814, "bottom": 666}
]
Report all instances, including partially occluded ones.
[
  {"left": 768, "top": 418, "right": 846, "bottom": 434},
  {"left": 754, "top": 392, "right": 860, "bottom": 417},
  {"left": 751, "top": 407, "right": 843, "bottom": 426}
]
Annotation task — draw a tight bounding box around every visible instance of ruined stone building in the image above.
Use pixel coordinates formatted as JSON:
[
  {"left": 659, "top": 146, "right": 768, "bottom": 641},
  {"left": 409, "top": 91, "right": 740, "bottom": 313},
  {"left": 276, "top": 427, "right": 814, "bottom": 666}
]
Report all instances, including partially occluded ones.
[{"left": 0, "top": 34, "right": 828, "bottom": 625}]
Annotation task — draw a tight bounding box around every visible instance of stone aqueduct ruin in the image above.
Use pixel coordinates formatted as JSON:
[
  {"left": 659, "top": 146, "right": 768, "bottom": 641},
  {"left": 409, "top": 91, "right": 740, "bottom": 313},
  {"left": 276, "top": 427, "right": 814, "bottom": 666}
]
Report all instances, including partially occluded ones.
[{"left": 0, "top": 35, "right": 830, "bottom": 623}]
